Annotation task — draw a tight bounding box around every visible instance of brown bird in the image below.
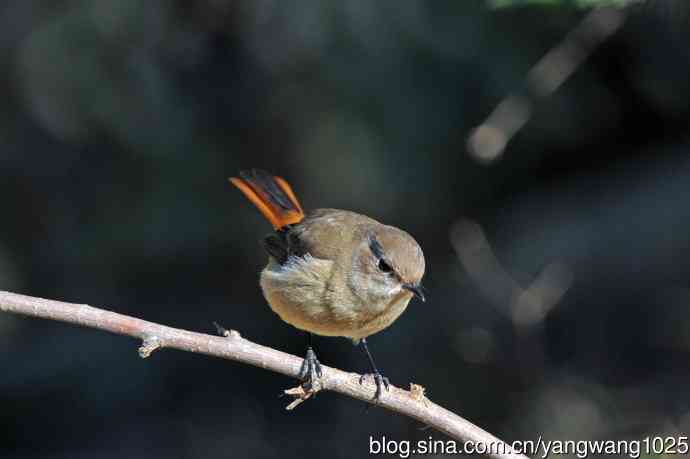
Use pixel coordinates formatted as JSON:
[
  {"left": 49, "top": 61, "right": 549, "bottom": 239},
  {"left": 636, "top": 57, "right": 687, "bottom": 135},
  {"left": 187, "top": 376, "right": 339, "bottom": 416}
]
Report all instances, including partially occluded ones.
[{"left": 230, "top": 169, "right": 425, "bottom": 399}]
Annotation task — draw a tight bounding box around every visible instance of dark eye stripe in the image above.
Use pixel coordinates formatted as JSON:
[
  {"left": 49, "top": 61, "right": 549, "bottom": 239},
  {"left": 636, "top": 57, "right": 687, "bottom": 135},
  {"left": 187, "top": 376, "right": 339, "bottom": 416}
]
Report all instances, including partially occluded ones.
[
  {"left": 368, "top": 235, "right": 385, "bottom": 259},
  {"left": 369, "top": 234, "right": 401, "bottom": 277}
]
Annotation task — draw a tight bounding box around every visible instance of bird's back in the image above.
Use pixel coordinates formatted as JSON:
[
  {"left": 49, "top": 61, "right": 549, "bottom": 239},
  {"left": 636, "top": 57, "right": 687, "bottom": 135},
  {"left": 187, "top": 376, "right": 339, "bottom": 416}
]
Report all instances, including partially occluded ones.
[{"left": 289, "top": 208, "right": 380, "bottom": 262}]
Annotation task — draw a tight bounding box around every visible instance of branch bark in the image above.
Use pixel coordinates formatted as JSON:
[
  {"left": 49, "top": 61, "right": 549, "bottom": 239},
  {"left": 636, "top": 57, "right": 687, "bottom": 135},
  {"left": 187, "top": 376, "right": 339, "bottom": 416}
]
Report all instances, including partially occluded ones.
[{"left": 0, "top": 290, "right": 526, "bottom": 459}]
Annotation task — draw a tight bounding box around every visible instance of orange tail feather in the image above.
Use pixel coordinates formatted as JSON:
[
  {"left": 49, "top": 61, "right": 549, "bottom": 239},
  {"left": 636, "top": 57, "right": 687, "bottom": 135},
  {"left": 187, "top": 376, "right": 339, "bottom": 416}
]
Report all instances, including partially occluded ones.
[{"left": 229, "top": 169, "right": 305, "bottom": 230}]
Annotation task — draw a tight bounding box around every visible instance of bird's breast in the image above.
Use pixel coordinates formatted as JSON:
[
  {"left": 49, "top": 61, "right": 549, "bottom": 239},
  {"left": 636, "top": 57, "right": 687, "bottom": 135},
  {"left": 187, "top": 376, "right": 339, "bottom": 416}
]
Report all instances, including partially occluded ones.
[
  {"left": 260, "top": 256, "right": 413, "bottom": 339},
  {"left": 348, "top": 292, "right": 412, "bottom": 340},
  {"left": 260, "top": 255, "right": 353, "bottom": 337}
]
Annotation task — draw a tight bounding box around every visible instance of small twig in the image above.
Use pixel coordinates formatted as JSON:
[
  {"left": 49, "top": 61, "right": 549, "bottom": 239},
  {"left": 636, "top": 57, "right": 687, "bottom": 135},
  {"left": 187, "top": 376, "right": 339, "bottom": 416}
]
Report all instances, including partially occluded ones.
[
  {"left": 409, "top": 383, "right": 431, "bottom": 408},
  {"left": 283, "top": 385, "right": 316, "bottom": 410},
  {"left": 0, "top": 290, "right": 526, "bottom": 459},
  {"left": 138, "top": 336, "right": 161, "bottom": 358}
]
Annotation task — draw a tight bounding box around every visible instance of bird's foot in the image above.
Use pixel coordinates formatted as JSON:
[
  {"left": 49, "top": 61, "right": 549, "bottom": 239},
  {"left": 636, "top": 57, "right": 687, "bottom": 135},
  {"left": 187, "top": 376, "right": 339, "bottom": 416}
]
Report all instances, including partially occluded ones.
[
  {"left": 298, "top": 347, "right": 323, "bottom": 392},
  {"left": 359, "top": 371, "right": 390, "bottom": 401}
]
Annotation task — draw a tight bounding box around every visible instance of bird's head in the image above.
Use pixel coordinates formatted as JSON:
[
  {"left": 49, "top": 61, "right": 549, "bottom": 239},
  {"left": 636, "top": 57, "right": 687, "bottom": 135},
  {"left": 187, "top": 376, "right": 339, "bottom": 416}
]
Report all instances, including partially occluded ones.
[{"left": 349, "top": 225, "right": 426, "bottom": 305}]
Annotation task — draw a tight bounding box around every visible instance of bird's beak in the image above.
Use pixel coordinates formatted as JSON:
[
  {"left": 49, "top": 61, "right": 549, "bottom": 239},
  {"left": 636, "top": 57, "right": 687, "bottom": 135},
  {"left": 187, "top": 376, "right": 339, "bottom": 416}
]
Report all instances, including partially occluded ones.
[{"left": 402, "top": 283, "right": 425, "bottom": 302}]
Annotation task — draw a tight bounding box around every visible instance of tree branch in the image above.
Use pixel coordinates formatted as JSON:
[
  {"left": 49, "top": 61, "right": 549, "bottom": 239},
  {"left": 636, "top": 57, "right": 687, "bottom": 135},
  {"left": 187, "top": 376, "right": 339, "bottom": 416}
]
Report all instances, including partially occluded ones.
[{"left": 0, "top": 290, "right": 525, "bottom": 459}]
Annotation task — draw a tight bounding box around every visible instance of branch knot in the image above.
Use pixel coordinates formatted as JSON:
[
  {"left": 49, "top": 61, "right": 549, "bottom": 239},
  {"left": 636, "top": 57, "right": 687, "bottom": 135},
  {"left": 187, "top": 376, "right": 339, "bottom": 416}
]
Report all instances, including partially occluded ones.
[{"left": 138, "top": 336, "right": 161, "bottom": 358}]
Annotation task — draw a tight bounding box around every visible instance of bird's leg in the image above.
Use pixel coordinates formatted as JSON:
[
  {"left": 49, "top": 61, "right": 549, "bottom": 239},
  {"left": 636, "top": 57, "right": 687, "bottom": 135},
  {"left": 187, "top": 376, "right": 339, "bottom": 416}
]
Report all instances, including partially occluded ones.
[
  {"left": 298, "top": 332, "right": 323, "bottom": 391},
  {"left": 358, "top": 338, "right": 390, "bottom": 400}
]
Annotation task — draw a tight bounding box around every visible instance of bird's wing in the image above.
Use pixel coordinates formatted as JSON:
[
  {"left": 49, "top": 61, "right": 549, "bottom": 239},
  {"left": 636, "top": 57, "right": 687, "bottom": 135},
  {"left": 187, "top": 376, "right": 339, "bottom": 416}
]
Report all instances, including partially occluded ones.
[{"left": 262, "top": 229, "right": 307, "bottom": 265}]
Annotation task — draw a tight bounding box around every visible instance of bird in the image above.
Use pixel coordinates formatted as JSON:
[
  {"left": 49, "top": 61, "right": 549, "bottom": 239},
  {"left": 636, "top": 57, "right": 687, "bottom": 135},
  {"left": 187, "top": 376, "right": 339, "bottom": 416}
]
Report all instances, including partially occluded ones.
[{"left": 229, "top": 169, "right": 426, "bottom": 399}]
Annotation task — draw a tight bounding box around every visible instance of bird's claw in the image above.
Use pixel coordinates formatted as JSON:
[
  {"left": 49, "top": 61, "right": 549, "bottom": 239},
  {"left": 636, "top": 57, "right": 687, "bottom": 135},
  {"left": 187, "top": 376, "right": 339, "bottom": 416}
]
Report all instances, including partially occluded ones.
[
  {"left": 298, "top": 347, "right": 323, "bottom": 391},
  {"left": 359, "top": 372, "right": 390, "bottom": 400}
]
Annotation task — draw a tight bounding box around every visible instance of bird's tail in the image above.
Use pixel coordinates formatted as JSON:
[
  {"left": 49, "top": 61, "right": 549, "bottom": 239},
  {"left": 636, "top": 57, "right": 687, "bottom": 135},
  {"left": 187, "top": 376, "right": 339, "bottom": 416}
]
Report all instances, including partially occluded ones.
[{"left": 229, "top": 169, "right": 305, "bottom": 230}]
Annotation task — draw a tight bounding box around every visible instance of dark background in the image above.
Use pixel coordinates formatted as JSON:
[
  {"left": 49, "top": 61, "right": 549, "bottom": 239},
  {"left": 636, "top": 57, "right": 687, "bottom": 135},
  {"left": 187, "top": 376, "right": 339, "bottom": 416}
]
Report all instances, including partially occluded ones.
[{"left": 2, "top": 1, "right": 690, "bottom": 458}]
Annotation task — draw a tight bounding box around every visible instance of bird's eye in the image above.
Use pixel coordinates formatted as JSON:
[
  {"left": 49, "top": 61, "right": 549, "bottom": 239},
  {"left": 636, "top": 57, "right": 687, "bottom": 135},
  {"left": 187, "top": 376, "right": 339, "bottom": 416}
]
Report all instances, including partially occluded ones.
[{"left": 377, "top": 258, "right": 393, "bottom": 273}]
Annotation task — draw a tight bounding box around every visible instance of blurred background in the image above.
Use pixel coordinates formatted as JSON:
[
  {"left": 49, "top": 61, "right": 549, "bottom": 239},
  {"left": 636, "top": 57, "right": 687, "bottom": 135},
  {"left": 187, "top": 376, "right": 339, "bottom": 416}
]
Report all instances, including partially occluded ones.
[{"left": 2, "top": 0, "right": 690, "bottom": 457}]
